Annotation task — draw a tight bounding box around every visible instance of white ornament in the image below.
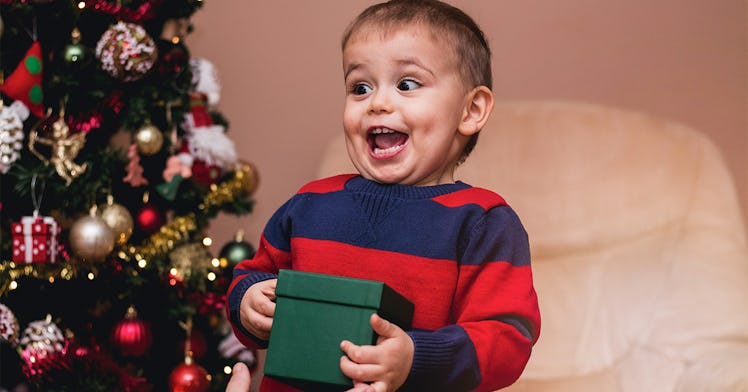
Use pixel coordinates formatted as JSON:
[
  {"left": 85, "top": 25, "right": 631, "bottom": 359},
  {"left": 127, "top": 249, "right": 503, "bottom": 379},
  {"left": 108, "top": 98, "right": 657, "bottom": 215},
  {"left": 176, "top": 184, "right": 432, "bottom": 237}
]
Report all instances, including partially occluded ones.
[
  {"left": 187, "top": 124, "right": 237, "bottom": 169},
  {"left": 190, "top": 58, "right": 221, "bottom": 106},
  {"left": 0, "top": 100, "right": 30, "bottom": 174}
]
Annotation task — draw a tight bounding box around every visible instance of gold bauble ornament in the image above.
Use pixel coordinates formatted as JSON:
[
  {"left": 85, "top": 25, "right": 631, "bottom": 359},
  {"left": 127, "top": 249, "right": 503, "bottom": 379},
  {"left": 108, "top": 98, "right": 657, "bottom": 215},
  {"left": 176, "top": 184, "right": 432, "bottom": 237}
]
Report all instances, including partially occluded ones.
[
  {"left": 100, "top": 195, "right": 134, "bottom": 245},
  {"left": 237, "top": 161, "right": 259, "bottom": 197},
  {"left": 134, "top": 123, "right": 163, "bottom": 156},
  {"left": 69, "top": 206, "right": 115, "bottom": 262}
]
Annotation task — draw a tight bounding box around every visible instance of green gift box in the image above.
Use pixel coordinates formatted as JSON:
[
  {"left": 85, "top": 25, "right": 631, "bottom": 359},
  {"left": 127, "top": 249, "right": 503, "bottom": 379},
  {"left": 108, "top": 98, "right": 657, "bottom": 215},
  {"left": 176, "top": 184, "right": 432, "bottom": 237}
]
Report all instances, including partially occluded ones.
[{"left": 264, "top": 269, "right": 414, "bottom": 391}]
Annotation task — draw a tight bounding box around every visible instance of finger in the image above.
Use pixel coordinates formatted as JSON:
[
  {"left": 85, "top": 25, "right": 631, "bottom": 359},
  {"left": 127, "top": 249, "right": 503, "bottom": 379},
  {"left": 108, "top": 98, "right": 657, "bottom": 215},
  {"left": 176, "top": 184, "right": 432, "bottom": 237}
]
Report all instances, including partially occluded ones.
[
  {"left": 256, "top": 296, "right": 276, "bottom": 317},
  {"left": 225, "top": 362, "right": 251, "bottom": 392},
  {"left": 252, "top": 313, "right": 273, "bottom": 334},
  {"left": 261, "top": 282, "right": 277, "bottom": 300},
  {"left": 340, "top": 355, "right": 382, "bottom": 383},
  {"left": 346, "top": 381, "right": 375, "bottom": 392},
  {"left": 369, "top": 313, "right": 398, "bottom": 339},
  {"left": 340, "top": 340, "right": 378, "bottom": 364}
]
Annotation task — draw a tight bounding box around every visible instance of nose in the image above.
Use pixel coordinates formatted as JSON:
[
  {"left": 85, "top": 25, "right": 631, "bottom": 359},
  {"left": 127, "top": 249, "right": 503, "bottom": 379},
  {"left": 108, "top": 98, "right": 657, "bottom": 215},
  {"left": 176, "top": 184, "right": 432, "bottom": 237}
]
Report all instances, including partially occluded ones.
[{"left": 368, "top": 89, "right": 392, "bottom": 114}]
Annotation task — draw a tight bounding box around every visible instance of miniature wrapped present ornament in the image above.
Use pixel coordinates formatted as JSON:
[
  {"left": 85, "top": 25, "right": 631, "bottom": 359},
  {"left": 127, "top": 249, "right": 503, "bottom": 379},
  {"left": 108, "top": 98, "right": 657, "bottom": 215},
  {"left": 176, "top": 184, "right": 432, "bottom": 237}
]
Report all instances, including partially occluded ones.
[{"left": 11, "top": 215, "right": 60, "bottom": 263}]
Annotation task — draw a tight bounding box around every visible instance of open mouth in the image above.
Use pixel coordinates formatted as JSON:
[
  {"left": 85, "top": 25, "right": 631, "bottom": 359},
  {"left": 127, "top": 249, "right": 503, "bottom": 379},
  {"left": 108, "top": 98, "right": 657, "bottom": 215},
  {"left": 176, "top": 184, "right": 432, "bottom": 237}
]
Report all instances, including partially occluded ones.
[{"left": 367, "top": 128, "right": 408, "bottom": 157}]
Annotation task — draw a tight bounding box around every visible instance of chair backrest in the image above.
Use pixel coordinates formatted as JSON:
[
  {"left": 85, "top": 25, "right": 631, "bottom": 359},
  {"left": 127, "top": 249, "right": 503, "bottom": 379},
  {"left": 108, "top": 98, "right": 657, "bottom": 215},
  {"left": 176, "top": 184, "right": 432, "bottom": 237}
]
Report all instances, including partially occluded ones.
[{"left": 317, "top": 100, "right": 748, "bottom": 391}]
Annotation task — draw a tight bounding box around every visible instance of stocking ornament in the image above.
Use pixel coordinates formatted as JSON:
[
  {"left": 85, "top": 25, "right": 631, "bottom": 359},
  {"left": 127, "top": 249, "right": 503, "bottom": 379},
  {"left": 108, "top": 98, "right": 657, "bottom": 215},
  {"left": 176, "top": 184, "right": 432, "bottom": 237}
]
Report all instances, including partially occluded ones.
[{"left": 0, "top": 41, "right": 44, "bottom": 117}]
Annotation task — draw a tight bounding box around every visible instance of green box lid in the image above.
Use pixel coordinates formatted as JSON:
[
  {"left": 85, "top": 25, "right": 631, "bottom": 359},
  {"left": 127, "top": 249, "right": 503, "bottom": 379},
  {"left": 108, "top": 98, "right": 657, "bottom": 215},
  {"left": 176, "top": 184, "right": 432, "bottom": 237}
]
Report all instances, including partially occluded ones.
[{"left": 276, "top": 269, "right": 414, "bottom": 330}]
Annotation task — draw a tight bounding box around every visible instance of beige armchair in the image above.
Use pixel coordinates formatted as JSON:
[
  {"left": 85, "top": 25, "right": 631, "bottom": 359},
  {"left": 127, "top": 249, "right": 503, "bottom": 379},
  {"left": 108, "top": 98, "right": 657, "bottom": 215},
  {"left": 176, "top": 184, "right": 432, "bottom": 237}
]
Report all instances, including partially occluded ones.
[{"left": 317, "top": 101, "right": 748, "bottom": 391}]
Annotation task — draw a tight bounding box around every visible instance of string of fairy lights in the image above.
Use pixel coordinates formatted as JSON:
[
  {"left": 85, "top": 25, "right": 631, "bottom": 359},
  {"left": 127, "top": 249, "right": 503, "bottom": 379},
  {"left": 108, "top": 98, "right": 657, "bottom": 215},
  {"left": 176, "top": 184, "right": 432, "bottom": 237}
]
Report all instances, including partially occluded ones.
[{"left": 0, "top": 163, "right": 256, "bottom": 297}]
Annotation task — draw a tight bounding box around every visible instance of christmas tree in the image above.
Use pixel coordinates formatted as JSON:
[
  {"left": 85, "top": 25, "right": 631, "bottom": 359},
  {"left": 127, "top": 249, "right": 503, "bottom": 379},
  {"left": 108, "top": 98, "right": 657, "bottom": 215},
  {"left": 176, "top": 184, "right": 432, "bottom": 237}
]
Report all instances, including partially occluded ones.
[{"left": 0, "top": 1, "right": 259, "bottom": 391}]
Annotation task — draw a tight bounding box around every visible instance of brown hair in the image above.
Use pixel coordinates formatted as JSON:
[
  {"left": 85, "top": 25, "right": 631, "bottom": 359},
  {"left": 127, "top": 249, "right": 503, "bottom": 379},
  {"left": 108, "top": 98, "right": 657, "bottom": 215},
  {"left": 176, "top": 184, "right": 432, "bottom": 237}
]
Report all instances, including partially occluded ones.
[{"left": 342, "top": 0, "right": 492, "bottom": 160}]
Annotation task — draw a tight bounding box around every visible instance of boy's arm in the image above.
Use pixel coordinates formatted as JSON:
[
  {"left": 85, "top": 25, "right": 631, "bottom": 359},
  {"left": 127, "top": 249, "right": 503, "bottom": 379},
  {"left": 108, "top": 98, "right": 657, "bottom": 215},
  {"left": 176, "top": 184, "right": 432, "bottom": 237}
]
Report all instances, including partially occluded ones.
[
  {"left": 226, "top": 201, "right": 294, "bottom": 349},
  {"left": 404, "top": 206, "right": 540, "bottom": 392}
]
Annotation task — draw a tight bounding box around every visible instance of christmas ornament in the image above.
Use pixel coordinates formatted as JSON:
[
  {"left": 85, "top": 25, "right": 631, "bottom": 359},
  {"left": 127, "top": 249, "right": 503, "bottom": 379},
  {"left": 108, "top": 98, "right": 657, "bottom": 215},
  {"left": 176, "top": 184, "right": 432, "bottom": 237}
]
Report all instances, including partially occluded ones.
[
  {"left": 95, "top": 21, "right": 158, "bottom": 82},
  {"left": 19, "top": 315, "right": 65, "bottom": 357},
  {"left": 0, "top": 303, "right": 20, "bottom": 346},
  {"left": 0, "top": 100, "right": 29, "bottom": 173},
  {"left": 28, "top": 108, "right": 88, "bottom": 185},
  {"left": 190, "top": 58, "right": 221, "bottom": 106},
  {"left": 111, "top": 306, "right": 152, "bottom": 357},
  {"left": 168, "top": 358, "right": 210, "bottom": 392},
  {"left": 134, "top": 122, "right": 163, "bottom": 155},
  {"left": 19, "top": 315, "right": 67, "bottom": 379},
  {"left": 136, "top": 200, "right": 164, "bottom": 233},
  {"left": 180, "top": 92, "right": 237, "bottom": 185},
  {"left": 63, "top": 27, "right": 88, "bottom": 65},
  {"left": 169, "top": 242, "right": 211, "bottom": 281},
  {"left": 69, "top": 206, "right": 115, "bottom": 262},
  {"left": 11, "top": 215, "right": 60, "bottom": 263},
  {"left": 0, "top": 40, "right": 44, "bottom": 117},
  {"left": 123, "top": 143, "right": 149, "bottom": 187},
  {"left": 158, "top": 154, "right": 192, "bottom": 200},
  {"left": 219, "top": 230, "right": 255, "bottom": 266},
  {"left": 237, "top": 161, "right": 259, "bottom": 197},
  {"left": 100, "top": 195, "right": 134, "bottom": 245}
]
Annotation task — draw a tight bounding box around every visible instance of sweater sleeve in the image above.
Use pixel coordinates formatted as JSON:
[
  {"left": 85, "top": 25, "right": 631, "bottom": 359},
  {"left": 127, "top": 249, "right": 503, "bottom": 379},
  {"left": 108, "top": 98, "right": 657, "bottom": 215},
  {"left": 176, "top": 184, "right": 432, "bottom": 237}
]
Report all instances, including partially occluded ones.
[
  {"left": 226, "top": 198, "right": 295, "bottom": 349},
  {"left": 404, "top": 205, "right": 540, "bottom": 391}
]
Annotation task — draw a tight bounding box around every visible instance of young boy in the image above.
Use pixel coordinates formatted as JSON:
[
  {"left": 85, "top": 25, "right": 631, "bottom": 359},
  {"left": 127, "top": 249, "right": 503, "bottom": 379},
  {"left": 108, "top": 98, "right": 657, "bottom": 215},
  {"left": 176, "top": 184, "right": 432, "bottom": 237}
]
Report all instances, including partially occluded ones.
[{"left": 227, "top": 1, "right": 540, "bottom": 391}]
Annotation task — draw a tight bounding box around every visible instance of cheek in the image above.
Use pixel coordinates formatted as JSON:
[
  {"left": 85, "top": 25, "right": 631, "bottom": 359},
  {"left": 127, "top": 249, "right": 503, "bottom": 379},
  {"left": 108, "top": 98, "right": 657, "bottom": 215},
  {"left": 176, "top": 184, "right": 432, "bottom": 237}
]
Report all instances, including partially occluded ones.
[{"left": 342, "top": 102, "right": 361, "bottom": 133}]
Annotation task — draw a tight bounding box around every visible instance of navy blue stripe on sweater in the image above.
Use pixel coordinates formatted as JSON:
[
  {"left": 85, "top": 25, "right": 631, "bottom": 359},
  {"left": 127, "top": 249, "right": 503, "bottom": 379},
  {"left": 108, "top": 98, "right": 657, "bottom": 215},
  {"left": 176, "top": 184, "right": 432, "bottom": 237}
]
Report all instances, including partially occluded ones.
[{"left": 262, "top": 178, "right": 529, "bottom": 266}]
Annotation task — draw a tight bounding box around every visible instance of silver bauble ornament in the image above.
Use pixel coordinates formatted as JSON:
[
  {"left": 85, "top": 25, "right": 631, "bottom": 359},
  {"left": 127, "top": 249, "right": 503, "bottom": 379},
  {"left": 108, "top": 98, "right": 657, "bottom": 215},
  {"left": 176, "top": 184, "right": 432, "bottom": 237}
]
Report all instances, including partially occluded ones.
[{"left": 69, "top": 207, "right": 115, "bottom": 262}]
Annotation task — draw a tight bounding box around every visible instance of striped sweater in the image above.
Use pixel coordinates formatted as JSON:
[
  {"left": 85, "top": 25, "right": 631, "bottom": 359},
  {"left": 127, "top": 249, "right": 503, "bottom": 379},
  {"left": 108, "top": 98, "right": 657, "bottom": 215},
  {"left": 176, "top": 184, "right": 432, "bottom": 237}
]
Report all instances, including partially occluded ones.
[{"left": 228, "top": 174, "right": 540, "bottom": 391}]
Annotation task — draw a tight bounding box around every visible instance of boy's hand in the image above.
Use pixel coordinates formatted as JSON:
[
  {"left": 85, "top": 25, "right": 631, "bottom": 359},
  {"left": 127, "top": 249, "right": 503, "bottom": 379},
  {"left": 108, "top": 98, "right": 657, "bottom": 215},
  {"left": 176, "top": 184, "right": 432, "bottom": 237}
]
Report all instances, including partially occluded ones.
[
  {"left": 340, "top": 313, "right": 414, "bottom": 392},
  {"left": 225, "top": 362, "right": 251, "bottom": 392},
  {"left": 240, "top": 278, "right": 277, "bottom": 340}
]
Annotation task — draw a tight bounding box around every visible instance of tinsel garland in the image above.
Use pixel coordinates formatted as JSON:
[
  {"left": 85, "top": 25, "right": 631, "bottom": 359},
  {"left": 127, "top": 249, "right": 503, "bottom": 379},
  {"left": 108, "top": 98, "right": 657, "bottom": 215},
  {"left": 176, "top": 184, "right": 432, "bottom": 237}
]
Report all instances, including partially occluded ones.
[
  {"left": 89, "top": 0, "right": 164, "bottom": 23},
  {"left": 0, "top": 165, "right": 252, "bottom": 296}
]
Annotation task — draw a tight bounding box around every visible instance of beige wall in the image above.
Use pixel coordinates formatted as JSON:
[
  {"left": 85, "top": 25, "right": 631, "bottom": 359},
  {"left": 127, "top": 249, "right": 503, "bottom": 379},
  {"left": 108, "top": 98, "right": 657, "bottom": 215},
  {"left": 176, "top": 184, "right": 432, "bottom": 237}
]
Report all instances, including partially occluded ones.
[{"left": 186, "top": 0, "right": 747, "bottom": 251}]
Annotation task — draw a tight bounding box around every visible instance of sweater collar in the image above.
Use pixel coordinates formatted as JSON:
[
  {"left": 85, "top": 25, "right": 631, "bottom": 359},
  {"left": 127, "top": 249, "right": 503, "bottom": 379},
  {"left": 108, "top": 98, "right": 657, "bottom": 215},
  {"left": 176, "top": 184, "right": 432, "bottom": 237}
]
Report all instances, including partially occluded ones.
[{"left": 345, "top": 175, "right": 470, "bottom": 199}]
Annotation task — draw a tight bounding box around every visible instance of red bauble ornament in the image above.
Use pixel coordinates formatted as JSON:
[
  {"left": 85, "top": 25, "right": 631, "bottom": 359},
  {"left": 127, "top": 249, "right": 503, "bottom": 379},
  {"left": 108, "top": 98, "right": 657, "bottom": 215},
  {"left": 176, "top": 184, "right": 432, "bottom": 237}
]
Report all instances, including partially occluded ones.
[
  {"left": 111, "top": 306, "right": 152, "bottom": 357},
  {"left": 169, "top": 360, "right": 210, "bottom": 392},
  {"left": 136, "top": 203, "right": 164, "bottom": 233}
]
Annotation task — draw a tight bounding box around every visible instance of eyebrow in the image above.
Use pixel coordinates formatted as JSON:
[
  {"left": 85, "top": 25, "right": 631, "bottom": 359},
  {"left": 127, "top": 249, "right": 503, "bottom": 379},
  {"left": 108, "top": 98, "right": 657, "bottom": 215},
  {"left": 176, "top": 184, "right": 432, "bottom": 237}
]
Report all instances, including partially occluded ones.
[{"left": 344, "top": 57, "right": 436, "bottom": 81}]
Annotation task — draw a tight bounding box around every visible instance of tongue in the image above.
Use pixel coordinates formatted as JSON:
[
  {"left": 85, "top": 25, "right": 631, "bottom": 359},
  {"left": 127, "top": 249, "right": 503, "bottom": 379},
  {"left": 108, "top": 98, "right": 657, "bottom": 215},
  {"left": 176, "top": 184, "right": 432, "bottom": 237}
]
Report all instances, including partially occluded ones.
[{"left": 374, "top": 132, "right": 408, "bottom": 149}]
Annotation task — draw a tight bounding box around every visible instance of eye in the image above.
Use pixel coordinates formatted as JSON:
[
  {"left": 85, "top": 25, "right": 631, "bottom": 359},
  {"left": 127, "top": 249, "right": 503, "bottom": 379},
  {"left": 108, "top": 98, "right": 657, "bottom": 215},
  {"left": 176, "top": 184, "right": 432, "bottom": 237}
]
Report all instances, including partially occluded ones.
[
  {"left": 350, "top": 83, "right": 372, "bottom": 95},
  {"left": 397, "top": 79, "right": 421, "bottom": 91}
]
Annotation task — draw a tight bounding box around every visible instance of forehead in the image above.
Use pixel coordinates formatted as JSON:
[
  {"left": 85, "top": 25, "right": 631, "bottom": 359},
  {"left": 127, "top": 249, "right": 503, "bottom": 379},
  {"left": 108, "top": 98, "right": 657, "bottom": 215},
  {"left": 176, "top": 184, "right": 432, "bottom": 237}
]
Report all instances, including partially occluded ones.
[
  {"left": 345, "top": 22, "right": 451, "bottom": 52},
  {"left": 343, "top": 24, "right": 456, "bottom": 66}
]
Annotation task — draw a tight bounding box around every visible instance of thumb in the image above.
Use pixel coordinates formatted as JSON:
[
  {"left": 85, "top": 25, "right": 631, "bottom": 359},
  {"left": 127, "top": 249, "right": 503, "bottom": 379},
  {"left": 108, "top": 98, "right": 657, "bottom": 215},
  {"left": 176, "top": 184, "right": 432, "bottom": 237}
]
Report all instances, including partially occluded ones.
[
  {"left": 226, "top": 362, "right": 251, "bottom": 392},
  {"left": 370, "top": 313, "right": 399, "bottom": 339}
]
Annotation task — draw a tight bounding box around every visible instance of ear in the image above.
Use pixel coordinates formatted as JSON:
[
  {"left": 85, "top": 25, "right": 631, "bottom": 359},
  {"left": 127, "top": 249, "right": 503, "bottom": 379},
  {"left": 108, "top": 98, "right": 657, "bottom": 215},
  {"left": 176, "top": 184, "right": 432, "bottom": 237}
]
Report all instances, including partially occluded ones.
[{"left": 458, "top": 86, "right": 494, "bottom": 136}]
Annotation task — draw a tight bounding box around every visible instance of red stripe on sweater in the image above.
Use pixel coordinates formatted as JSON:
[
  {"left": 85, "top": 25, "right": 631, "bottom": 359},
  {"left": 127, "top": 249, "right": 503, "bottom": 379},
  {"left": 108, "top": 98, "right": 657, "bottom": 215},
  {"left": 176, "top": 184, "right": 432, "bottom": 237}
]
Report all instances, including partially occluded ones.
[
  {"left": 431, "top": 187, "right": 507, "bottom": 210},
  {"left": 455, "top": 263, "right": 540, "bottom": 339},
  {"left": 296, "top": 174, "right": 357, "bottom": 194},
  {"left": 290, "top": 238, "right": 457, "bottom": 330}
]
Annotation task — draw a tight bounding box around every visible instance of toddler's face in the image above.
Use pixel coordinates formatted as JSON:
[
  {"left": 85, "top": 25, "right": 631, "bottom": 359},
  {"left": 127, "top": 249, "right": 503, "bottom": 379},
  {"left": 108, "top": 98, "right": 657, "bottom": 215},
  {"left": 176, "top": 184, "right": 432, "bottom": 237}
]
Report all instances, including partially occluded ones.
[{"left": 342, "top": 25, "right": 474, "bottom": 186}]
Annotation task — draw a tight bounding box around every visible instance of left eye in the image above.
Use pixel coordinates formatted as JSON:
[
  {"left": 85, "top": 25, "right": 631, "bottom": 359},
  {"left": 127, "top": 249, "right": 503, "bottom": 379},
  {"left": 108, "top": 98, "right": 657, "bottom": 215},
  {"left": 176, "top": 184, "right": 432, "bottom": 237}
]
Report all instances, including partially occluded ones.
[{"left": 397, "top": 80, "right": 420, "bottom": 91}]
